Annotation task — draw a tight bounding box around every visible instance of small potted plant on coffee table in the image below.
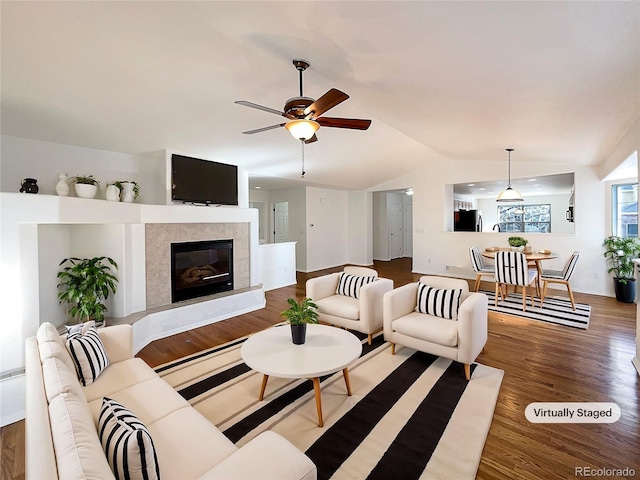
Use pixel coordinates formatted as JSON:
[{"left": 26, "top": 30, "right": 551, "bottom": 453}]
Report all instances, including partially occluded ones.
[{"left": 281, "top": 297, "right": 319, "bottom": 345}]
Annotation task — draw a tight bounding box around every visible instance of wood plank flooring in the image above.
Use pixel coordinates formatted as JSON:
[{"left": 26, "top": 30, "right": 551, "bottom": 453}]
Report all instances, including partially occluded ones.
[{"left": 3, "top": 258, "right": 639, "bottom": 479}]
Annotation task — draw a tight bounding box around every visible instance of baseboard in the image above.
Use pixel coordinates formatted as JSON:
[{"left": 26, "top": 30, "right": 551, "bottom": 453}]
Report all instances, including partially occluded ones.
[{"left": 1, "top": 374, "right": 25, "bottom": 426}]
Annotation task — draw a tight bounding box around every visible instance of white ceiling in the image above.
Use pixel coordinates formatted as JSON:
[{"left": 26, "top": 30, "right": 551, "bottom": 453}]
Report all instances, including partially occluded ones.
[{"left": 1, "top": 1, "right": 638, "bottom": 191}]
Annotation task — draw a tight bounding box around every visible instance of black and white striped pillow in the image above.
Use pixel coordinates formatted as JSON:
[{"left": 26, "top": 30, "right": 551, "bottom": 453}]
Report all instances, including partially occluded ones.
[
  {"left": 415, "top": 283, "right": 463, "bottom": 320},
  {"left": 336, "top": 272, "right": 377, "bottom": 299},
  {"left": 98, "top": 397, "right": 160, "bottom": 480},
  {"left": 66, "top": 326, "right": 109, "bottom": 386}
]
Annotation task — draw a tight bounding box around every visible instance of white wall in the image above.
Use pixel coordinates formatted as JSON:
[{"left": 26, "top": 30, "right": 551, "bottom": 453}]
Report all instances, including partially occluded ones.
[
  {"left": 1, "top": 135, "right": 165, "bottom": 204},
  {"left": 305, "top": 187, "right": 348, "bottom": 272},
  {"left": 347, "top": 191, "right": 373, "bottom": 266},
  {"left": 373, "top": 192, "right": 389, "bottom": 260}
]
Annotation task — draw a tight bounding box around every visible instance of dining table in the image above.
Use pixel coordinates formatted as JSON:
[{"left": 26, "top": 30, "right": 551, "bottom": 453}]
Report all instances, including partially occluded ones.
[{"left": 482, "top": 248, "right": 559, "bottom": 297}]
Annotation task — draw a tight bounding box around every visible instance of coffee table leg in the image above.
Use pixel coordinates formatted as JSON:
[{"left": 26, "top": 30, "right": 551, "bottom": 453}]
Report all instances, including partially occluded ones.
[
  {"left": 259, "top": 374, "right": 269, "bottom": 401},
  {"left": 312, "top": 377, "right": 324, "bottom": 427},
  {"left": 343, "top": 368, "right": 353, "bottom": 396}
]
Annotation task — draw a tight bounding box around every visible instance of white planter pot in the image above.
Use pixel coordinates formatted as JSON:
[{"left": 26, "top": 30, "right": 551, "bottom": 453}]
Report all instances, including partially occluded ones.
[
  {"left": 55, "top": 173, "right": 69, "bottom": 196},
  {"left": 106, "top": 185, "right": 121, "bottom": 202},
  {"left": 120, "top": 182, "right": 135, "bottom": 203},
  {"left": 74, "top": 183, "right": 98, "bottom": 199}
]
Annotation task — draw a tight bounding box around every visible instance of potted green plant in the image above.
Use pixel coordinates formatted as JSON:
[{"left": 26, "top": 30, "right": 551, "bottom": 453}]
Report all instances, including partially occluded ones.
[
  {"left": 70, "top": 175, "right": 100, "bottom": 199},
  {"left": 603, "top": 236, "right": 640, "bottom": 303},
  {"left": 113, "top": 180, "right": 140, "bottom": 203},
  {"left": 508, "top": 236, "right": 528, "bottom": 252},
  {"left": 57, "top": 256, "right": 119, "bottom": 326},
  {"left": 281, "top": 297, "right": 319, "bottom": 344}
]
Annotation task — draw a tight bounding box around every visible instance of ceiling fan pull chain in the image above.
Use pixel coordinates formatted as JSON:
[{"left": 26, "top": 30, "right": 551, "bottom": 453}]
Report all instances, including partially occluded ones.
[{"left": 301, "top": 140, "right": 306, "bottom": 178}]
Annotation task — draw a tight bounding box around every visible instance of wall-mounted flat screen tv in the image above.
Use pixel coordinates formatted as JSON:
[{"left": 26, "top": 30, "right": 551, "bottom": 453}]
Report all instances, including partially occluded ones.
[{"left": 172, "top": 154, "right": 238, "bottom": 206}]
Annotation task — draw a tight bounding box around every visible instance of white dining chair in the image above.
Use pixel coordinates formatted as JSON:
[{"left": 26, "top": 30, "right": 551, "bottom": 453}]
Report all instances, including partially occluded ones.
[
  {"left": 539, "top": 252, "right": 580, "bottom": 310},
  {"left": 469, "top": 246, "right": 494, "bottom": 292},
  {"left": 494, "top": 251, "right": 538, "bottom": 311}
]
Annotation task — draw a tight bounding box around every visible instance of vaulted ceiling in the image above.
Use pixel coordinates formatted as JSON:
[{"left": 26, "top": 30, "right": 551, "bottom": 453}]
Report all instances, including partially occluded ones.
[{"left": 1, "top": 1, "right": 638, "bottom": 191}]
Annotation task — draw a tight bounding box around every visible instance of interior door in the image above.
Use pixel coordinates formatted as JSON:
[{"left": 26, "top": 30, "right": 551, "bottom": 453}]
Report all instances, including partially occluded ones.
[
  {"left": 273, "top": 202, "right": 289, "bottom": 243},
  {"left": 404, "top": 203, "right": 413, "bottom": 257},
  {"left": 389, "top": 202, "right": 403, "bottom": 259}
]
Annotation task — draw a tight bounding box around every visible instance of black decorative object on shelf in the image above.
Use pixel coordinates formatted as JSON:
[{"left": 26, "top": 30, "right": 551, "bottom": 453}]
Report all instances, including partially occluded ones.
[{"left": 20, "top": 178, "right": 39, "bottom": 194}]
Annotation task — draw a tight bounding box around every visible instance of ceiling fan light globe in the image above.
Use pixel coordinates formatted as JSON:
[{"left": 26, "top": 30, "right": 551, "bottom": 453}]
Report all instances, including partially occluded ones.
[
  {"left": 285, "top": 119, "right": 319, "bottom": 140},
  {"left": 496, "top": 186, "right": 524, "bottom": 202}
]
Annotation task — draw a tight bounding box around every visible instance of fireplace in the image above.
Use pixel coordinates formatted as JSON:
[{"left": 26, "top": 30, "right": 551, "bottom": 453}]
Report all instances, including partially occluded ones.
[{"left": 171, "top": 239, "right": 233, "bottom": 303}]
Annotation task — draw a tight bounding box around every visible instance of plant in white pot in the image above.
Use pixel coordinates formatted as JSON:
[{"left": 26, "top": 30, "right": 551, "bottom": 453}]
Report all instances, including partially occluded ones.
[
  {"left": 281, "top": 297, "right": 319, "bottom": 344},
  {"left": 70, "top": 175, "right": 100, "bottom": 199},
  {"left": 57, "top": 256, "right": 119, "bottom": 327},
  {"left": 114, "top": 180, "right": 140, "bottom": 203},
  {"left": 603, "top": 235, "right": 640, "bottom": 303}
]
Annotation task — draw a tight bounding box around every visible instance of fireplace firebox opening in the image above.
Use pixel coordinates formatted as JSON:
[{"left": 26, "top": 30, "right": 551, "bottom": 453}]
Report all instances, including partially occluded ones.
[{"left": 171, "top": 239, "right": 233, "bottom": 303}]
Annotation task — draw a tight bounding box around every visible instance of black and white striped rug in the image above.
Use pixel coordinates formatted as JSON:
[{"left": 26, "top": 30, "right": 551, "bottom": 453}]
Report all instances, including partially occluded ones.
[
  {"left": 481, "top": 290, "right": 590, "bottom": 329},
  {"left": 156, "top": 329, "right": 504, "bottom": 480}
]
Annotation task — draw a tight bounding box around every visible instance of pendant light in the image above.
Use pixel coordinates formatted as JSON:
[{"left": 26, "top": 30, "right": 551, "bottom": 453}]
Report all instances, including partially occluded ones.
[{"left": 496, "top": 148, "right": 523, "bottom": 202}]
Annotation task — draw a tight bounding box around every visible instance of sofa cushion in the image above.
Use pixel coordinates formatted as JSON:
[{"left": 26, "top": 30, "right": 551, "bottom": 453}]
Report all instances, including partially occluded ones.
[
  {"left": 66, "top": 326, "right": 110, "bottom": 386},
  {"left": 315, "top": 295, "right": 360, "bottom": 320},
  {"left": 42, "top": 357, "right": 84, "bottom": 403},
  {"left": 415, "top": 283, "right": 462, "bottom": 321},
  {"left": 99, "top": 397, "right": 160, "bottom": 480},
  {"left": 146, "top": 406, "right": 238, "bottom": 479},
  {"left": 48, "top": 392, "right": 115, "bottom": 480},
  {"left": 336, "top": 272, "right": 377, "bottom": 299},
  {"left": 393, "top": 311, "right": 459, "bottom": 347},
  {"left": 37, "top": 322, "right": 65, "bottom": 347},
  {"left": 88, "top": 377, "right": 191, "bottom": 427},
  {"left": 65, "top": 320, "right": 95, "bottom": 336},
  {"left": 82, "top": 358, "right": 159, "bottom": 403},
  {"left": 39, "top": 337, "right": 77, "bottom": 373}
]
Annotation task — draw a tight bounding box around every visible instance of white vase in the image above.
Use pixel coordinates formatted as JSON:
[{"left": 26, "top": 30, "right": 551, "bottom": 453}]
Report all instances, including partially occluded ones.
[
  {"left": 74, "top": 183, "right": 98, "bottom": 199},
  {"left": 106, "top": 185, "right": 120, "bottom": 202},
  {"left": 120, "top": 182, "right": 135, "bottom": 203},
  {"left": 55, "top": 173, "right": 69, "bottom": 196}
]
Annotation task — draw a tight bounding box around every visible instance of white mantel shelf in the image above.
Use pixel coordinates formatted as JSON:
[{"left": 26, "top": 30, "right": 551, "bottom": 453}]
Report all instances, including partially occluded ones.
[{"left": 1, "top": 192, "right": 257, "bottom": 224}]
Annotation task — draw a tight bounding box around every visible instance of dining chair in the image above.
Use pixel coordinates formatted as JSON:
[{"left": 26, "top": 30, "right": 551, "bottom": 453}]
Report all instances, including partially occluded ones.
[
  {"left": 469, "top": 246, "right": 494, "bottom": 292},
  {"left": 539, "top": 252, "right": 580, "bottom": 310},
  {"left": 494, "top": 251, "right": 538, "bottom": 311}
]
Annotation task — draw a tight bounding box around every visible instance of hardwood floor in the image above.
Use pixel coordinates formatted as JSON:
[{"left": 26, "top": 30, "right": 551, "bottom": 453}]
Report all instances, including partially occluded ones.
[{"left": 3, "top": 258, "right": 639, "bottom": 479}]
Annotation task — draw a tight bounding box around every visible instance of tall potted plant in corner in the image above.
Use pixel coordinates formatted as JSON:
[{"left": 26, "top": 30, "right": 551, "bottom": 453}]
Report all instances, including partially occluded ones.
[
  {"left": 603, "top": 236, "right": 640, "bottom": 303},
  {"left": 281, "top": 297, "right": 319, "bottom": 344},
  {"left": 57, "top": 256, "right": 119, "bottom": 327}
]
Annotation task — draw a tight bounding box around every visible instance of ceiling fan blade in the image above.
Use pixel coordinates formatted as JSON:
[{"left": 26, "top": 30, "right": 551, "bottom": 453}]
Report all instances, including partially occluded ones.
[
  {"left": 304, "top": 88, "right": 349, "bottom": 118},
  {"left": 235, "top": 100, "right": 285, "bottom": 117},
  {"left": 241, "top": 123, "right": 286, "bottom": 134},
  {"left": 316, "top": 117, "right": 372, "bottom": 130},
  {"left": 304, "top": 134, "right": 318, "bottom": 144}
]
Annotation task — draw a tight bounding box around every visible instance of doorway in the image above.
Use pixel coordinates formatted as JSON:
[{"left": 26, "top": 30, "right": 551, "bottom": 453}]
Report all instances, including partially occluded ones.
[{"left": 273, "top": 201, "right": 290, "bottom": 243}]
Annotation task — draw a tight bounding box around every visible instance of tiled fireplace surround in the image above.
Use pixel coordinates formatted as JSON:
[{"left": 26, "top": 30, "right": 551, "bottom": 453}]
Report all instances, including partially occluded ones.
[{"left": 145, "top": 222, "right": 250, "bottom": 309}]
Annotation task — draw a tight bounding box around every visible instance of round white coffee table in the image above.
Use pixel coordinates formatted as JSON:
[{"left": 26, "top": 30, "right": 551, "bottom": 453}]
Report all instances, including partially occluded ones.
[{"left": 241, "top": 324, "right": 362, "bottom": 427}]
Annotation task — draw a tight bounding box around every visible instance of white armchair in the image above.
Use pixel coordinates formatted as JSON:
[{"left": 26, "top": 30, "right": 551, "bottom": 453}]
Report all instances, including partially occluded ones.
[
  {"left": 383, "top": 276, "right": 488, "bottom": 380},
  {"left": 306, "top": 266, "right": 394, "bottom": 345}
]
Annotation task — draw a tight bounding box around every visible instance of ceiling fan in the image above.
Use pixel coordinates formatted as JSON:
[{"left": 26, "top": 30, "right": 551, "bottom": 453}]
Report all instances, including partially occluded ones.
[{"left": 235, "top": 59, "right": 372, "bottom": 144}]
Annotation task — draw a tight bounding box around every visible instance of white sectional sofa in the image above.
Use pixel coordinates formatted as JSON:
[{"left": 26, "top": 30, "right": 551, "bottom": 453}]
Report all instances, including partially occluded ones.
[{"left": 26, "top": 322, "right": 317, "bottom": 480}]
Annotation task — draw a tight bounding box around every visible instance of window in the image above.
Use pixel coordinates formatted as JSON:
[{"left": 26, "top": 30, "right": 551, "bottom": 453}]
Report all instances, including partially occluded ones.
[
  {"left": 498, "top": 205, "right": 551, "bottom": 233},
  {"left": 612, "top": 183, "right": 637, "bottom": 238}
]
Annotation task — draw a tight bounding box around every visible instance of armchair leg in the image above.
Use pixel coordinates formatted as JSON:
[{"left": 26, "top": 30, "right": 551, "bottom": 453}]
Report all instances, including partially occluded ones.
[
  {"left": 464, "top": 364, "right": 471, "bottom": 381},
  {"left": 367, "top": 334, "right": 373, "bottom": 345},
  {"left": 391, "top": 343, "right": 396, "bottom": 355}
]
